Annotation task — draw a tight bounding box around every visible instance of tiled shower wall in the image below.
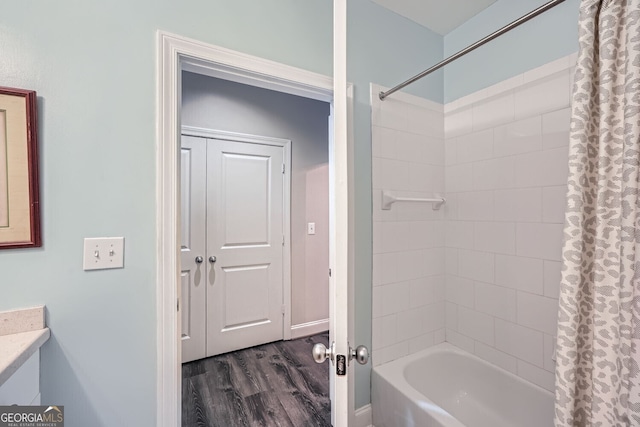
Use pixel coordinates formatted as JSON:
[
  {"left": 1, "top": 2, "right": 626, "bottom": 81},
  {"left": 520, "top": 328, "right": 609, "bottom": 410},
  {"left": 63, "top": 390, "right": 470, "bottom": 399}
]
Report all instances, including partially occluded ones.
[
  {"left": 370, "top": 54, "right": 576, "bottom": 390},
  {"left": 444, "top": 55, "right": 575, "bottom": 392},
  {"left": 370, "top": 84, "right": 446, "bottom": 367}
]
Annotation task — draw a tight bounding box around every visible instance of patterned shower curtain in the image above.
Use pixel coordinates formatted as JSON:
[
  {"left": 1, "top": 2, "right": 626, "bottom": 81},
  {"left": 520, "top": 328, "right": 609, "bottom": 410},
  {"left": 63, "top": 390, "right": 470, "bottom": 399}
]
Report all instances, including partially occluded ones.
[{"left": 554, "top": 1, "right": 640, "bottom": 426}]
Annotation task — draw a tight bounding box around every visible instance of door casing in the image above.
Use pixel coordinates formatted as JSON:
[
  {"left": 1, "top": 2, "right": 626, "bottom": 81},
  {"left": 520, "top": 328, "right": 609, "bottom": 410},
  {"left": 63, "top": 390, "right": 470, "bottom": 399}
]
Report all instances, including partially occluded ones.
[{"left": 156, "top": 30, "right": 354, "bottom": 426}]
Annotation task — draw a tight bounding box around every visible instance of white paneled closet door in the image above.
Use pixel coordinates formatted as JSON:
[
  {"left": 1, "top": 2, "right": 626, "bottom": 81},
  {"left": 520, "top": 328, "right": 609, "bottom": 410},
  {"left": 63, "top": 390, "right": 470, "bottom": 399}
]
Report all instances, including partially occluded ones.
[
  {"left": 206, "top": 138, "right": 285, "bottom": 357},
  {"left": 180, "top": 132, "right": 287, "bottom": 362},
  {"left": 180, "top": 136, "right": 207, "bottom": 363}
]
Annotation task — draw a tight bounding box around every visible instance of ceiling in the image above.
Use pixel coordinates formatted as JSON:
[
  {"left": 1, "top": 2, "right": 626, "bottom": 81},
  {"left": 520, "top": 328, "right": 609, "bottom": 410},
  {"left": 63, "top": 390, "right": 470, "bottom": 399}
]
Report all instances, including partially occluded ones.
[{"left": 371, "top": 0, "right": 498, "bottom": 35}]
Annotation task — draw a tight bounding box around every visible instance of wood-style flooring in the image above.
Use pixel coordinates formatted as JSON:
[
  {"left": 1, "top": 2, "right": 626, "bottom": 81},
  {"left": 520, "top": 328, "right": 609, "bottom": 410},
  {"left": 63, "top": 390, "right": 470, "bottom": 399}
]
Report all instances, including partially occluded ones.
[{"left": 182, "top": 332, "right": 331, "bottom": 427}]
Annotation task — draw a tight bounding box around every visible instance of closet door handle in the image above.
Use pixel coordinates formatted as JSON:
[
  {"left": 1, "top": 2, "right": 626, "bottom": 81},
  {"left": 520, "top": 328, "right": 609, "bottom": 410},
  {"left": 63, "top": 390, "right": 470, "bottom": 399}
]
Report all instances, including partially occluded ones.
[
  {"left": 195, "top": 256, "right": 203, "bottom": 264},
  {"left": 209, "top": 256, "right": 217, "bottom": 264}
]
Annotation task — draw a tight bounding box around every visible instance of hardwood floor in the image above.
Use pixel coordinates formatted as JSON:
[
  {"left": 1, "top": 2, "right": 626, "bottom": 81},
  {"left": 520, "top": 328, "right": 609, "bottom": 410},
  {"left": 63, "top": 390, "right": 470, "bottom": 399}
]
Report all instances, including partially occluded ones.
[{"left": 182, "top": 332, "right": 331, "bottom": 427}]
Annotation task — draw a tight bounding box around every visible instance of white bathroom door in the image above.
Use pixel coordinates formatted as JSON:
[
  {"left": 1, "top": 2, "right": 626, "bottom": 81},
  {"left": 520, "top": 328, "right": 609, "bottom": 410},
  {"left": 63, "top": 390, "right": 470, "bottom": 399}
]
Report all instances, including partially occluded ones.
[
  {"left": 328, "top": 2, "right": 356, "bottom": 423},
  {"left": 206, "top": 137, "right": 286, "bottom": 357},
  {"left": 180, "top": 136, "right": 208, "bottom": 363}
]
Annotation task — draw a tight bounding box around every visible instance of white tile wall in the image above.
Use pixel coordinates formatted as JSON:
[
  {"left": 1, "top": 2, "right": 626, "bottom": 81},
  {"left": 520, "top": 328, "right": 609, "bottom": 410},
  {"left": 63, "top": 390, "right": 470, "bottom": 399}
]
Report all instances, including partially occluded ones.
[
  {"left": 543, "top": 260, "right": 562, "bottom": 299},
  {"left": 474, "top": 282, "right": 517, "bottom": 322},
  {"left": 371, "top": 84, "right": 446, "bottom": 367},
  {"left": 444, "top": 106, "right": 473, "bottom": 138},
  {"left": 493, "top": 116, "right": 542, "bottom": 157},
  {"left": 495, "top": 254, "right": 544, "bottom": 294},
  {"left": 494, "top": 318, "right": 544, "bottom": 367},
  {"left": 514, "top": 71, "right": 571, "bottom": 120},
  {"left": 371, "top": 56, "right": 573, "bottom": 391},
  {"left": 409, "top": 332, "right": 436, "bottom": 353},
  {"left": 472, "top": 157, "right": 516, "bottom": 190},
  {"left": 473, "top": 92, "right": 515, "bottom": 131},
  {"left": 517, "top": 360, "right": 555, "bottom": 391},
  {"left": 445, "top": 329, "right": 475, "bottom": 353},
  {"left": 516, "top": 223, "right": 564, "bottom": 261},
  {"left": 542, "top": 186, "right": 567, "bottom": 224},
  {"left": 543, "top": 333, "right": 557, "bottom": 372},
  {"left": 515, "top": 147, "right": 569, "bottom": 188},
  {"left": 542, "top": 108, "right": 571, "bottom": 150},
  {"left": 458, "top": 191, "right": 494, "bottom": 221},
  {"left": 458, "top": 306, "right": 494, "bottom": 346},
  {"left": 458, "top": 249, "right": 494, "bottom": 283},
  {"left": 474, "top": 222, "right": 516, "bottom": 255},
  {"left": 446, "top": 164, "right": 474, "bottom": 192},
  {"left": 410, "top": 276, "right": 435, "bottom": 308},
  {"left": 494, "top": 188, "right": 542, "bottom": 222},
  {"left": 445, "top": 248, "right": 458, "bottom": 275},
  {"left": 456, "top": 129, "right": 494, "bottom": 164},
  {"left": 446, "top": 221, "right": 475, "bottom": 249},
  {"left": 374, "top": 341, "right": 409, "bottom": 366},
  {"left": 443, "top": 58, "right": 573, "bottom": 391},
  {"left": 517, "top": 292, "right": 559, "bottom": 336},
  {"left": 474, "top": 341, "right": 517, "bottom": 374},
  {"left": 446, "top": 275, "right": 475, "bottom": 308}
]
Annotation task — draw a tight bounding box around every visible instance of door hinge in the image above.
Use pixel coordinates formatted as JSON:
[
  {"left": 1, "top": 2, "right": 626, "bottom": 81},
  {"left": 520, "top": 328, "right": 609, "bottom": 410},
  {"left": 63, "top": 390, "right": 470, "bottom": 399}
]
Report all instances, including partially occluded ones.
[
  {"left": 329, "top": 268, "right": 332, "bottom": 277},
  {"left": 282, "top": 235, "right": 285, "bottom": 247},
  {"left": 282, "top": 164, "right": 285, "bottom": 174},
  {"left": 177, "top": 298, "right": 180, "bottom": 312},
  {"left": 281, "top": 304, "right": 286, "bottom": 315}
]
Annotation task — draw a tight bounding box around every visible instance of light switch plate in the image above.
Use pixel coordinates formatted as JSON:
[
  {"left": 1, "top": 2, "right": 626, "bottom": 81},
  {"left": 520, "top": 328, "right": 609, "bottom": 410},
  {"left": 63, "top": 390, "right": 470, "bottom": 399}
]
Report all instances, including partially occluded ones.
[
  {"left": 83, "top": 237, "right": 125, "bottom": 271},
  {"left": 307, "top": 222, "right": 316, "bottom": 235}
]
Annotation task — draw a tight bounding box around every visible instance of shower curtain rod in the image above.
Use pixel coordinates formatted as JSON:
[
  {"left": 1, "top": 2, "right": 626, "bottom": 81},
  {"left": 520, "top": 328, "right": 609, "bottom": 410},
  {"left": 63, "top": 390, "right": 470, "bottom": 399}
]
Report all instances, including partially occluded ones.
[{"left": 379, "top": 0, "right": 567, "bottom": 101}]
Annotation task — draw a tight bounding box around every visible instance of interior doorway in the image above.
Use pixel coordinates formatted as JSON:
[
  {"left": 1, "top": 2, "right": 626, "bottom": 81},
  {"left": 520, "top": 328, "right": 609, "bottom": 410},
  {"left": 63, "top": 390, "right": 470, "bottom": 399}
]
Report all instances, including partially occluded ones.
[
  {"left": 155, "top": 31, "right": 346, "bottom": 426},
  {"left": 179, "top": 72, "right": 331, "bottom": 360}
]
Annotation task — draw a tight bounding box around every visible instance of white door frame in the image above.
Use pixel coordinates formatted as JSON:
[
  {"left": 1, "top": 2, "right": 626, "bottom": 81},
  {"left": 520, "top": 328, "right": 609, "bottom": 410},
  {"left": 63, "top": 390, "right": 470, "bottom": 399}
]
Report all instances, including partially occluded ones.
[
  {"left": 181, "top": 126, "right": 293, "bottom": 342},
  {"left": 156, "top": 31, "right": 353, "bottom": 426}
]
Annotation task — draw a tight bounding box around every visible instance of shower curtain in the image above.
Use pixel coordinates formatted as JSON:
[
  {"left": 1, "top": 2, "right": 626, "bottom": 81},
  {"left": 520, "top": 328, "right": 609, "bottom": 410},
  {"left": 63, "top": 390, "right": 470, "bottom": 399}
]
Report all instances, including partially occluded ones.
[{"left": 555, "top": 1, "right": 640, "bottom": 426}]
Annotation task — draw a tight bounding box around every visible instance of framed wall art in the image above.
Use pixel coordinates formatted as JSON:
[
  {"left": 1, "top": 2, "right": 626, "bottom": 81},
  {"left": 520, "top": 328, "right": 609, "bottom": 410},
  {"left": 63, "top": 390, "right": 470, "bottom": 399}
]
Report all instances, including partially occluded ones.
[{"left": 0, "top": 86, "right": 41, "bottom": 249}]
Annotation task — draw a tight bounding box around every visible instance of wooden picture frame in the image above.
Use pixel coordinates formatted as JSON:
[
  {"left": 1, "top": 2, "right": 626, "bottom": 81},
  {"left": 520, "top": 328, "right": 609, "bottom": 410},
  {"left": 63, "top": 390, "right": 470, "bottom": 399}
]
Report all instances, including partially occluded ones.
[{"left": 0, "top": 86, "right": 41, "bottom": 249}]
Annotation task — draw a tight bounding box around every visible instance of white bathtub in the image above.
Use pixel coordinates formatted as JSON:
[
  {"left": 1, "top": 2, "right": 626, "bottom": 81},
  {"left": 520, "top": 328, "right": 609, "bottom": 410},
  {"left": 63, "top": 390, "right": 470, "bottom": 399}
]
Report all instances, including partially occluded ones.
[{"left": 372, "top": 343, "right": 554, "bottom": 427}]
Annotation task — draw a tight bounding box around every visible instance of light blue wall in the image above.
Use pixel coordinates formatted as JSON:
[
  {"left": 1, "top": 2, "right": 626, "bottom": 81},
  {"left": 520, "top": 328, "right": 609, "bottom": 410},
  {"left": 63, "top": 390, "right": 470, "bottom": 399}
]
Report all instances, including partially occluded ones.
[
  {"left": 0, "top": 1, "right": 331, "bottom": 426},
  {"left": 0, "top": 0, "right": 442, "bottom": 423},
  {"left": 1, "top": 0, "right": 578, "bottom": 422},
  {"left": 444, "top": 0, "right": 580, "bottom": 102},
  {"left": 348, "top": 0, "right": 444, "bottom": 104},
  {"left": 347, "top": 0, "right": 444, "bottom": 407}
]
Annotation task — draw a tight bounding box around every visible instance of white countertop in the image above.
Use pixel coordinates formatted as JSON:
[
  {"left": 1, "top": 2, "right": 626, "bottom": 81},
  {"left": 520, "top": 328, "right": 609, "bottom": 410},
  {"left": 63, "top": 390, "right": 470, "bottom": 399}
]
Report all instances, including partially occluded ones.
[
  {"left": 0, "top": 306, "right": 49, "bottom": 387},
  {"left": 0, "top": 328, "right": 50, "bottom": 386}
]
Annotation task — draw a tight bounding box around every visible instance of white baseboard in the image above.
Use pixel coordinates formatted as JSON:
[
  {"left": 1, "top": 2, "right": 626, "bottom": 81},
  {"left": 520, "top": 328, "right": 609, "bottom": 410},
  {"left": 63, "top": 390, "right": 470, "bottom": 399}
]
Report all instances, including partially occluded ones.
[
  {"left": 355, "top": 404, "right": 372, "bottom": 427},
  {"left": 290, "top": 318, "right": 329, "bottom": 339}
]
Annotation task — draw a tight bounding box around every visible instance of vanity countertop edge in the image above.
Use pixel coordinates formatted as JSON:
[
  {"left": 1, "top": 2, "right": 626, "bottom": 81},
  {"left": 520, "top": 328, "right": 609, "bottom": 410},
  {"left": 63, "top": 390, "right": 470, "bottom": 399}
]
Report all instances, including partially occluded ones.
[{"left": 0, "top": 306, "right": 50, "bottom": 387}]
